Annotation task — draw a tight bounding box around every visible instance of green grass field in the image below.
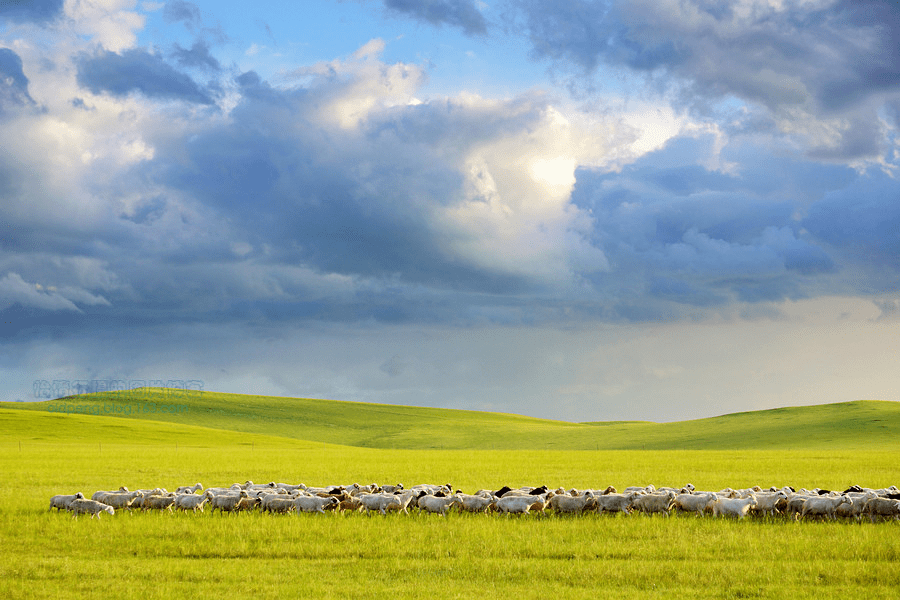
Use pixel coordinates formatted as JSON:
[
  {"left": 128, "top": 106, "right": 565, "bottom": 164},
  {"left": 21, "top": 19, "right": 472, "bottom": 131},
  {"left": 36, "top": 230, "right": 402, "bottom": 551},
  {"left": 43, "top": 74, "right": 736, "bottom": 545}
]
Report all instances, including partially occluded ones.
[
  {"left": 5, "top": 388, "right": 900, "bottom": 449},
  {"left": 2, "top": 391, "right": 899, "bottom": 598}
]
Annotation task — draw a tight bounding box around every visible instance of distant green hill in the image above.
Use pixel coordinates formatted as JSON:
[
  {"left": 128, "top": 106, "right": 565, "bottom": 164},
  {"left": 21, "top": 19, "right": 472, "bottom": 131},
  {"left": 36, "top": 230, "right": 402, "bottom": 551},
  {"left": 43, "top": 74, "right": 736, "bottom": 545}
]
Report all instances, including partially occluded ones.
[{"left": 2, "top": 389, "right": 899, "bottom": 451}]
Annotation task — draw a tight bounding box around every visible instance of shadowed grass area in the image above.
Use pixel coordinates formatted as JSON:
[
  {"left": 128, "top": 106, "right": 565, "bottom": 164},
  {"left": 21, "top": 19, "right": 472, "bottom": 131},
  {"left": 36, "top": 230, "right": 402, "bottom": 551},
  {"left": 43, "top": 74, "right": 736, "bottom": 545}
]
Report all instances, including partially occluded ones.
[{"left": 3, "top": 389, "right": 899, "bottom": 450}]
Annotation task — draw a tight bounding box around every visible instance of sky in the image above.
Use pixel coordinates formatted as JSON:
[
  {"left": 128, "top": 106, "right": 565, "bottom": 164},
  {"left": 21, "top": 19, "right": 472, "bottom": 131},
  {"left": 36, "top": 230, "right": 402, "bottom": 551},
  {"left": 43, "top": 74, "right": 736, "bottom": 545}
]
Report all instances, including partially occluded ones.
[{"left": 1, "top": 0, "right": 898, "bottom": 423}]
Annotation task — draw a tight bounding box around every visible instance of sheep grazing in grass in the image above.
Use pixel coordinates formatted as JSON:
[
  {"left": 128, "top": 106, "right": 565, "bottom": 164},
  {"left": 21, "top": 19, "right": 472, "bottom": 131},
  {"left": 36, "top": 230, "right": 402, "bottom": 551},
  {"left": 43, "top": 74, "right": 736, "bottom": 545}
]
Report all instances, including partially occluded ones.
[
  {"left": 142, "top": 494, "right": 177, "bottom": 511},
  {"left": 175, "top": 483, "right": 203, "bottom": 495},
  {"left": 357, "top": 493, "right": 401, "bottom": 515},
  {"left": 595, "top": 493, "right": 637, "bottom": 515},
  {"left": 51, "top": 479, "right": 900, "bottom": 524},
  {"left": 456, "top": 493, "right": 495, "bottom": 514},
  {"left": 549, "top": 492, "right": 597, "bottom": 515},
  {"left": 49, "top": 492, "right": 85, "bottom": 512},
  {"left": 294, "top": 495, "right": 339, "bottom": 514},
  {"left": 711, "top": 495, "right": 758, "bottom": 519},
  {"left": 69, "top": 499, "right": 115, "bottom": 519},
  {"left": 263, "top": 496, "right": 297, "bottom": 514},
  {"left": 631, "top": 491, "right": 677, "bottom": 516},
  {"left": 418, "top": 493, "right": 463, "bottom": 516},
  {"left": 800, "top": 495, "right": 851, "bottom": 521},
  {"left": 495, "top": 494, "right": 545, "bottom": 516},
  {"left": 174, "top": 491, "right": 210, "bottom": 513},
  {"left": 862, "top": 497, "right": 900, "bottom": 523},
  {"left": 674, "top": 493, "right": 716, "bottom": 517},
  {"left": 101, "top": 491, "right": 145, "bottom": 511},
  {"left": 91, "top": 487, "right": 129, "bottom": 502}
]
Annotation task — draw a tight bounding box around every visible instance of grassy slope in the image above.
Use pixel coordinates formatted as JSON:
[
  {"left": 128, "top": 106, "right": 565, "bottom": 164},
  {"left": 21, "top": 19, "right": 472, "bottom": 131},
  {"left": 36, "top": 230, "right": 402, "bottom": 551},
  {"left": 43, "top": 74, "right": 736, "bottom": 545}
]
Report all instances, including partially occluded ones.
[
  {"left": 2, "top": 389, "right": 899, "bottom": 450},
  {"left": 3, "top": 393, "right": 899, "bottom": 598}
]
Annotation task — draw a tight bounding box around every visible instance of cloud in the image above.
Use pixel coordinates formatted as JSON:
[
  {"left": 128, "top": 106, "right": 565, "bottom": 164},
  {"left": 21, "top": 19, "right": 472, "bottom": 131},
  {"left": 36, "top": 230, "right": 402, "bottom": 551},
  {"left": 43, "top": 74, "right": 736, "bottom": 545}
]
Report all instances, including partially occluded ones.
[
  {"left": 0, "top": 272, "right": 83, "bottom": 312},
  {"left": 0, "top": 48, "right": 35, "bottom": 111},
  {"left": 76, "top": 48, "right": 214, "bottom": 104},
  {"left": 508, "top": 0, "right": 900, "bottom": 162},
  {"left": 4, "top": 27, "right": 895, "bottom": 335},
  {"left": 0, "top": 0, "right": 64, "bottom": 24},
  {"left": 567, "top": 132, "right": 867, "bottom": 318},
  {"left": 803, "top": 171, "right": 900, "bottom": 274},
  {"left": 163, "top": 0, "right": 202, "bottom": 27},
  {"left": 382, "top": 0, "right": 488, "bottom": 35},
  {"left": 64, "top": 0, "right": 146, "bottom": 52},
  {"left": 1, "top": 0, "right": 900, "bottom": 423},
  {"left": 170, "top": 39, "right": 221, "bottom": 71}
]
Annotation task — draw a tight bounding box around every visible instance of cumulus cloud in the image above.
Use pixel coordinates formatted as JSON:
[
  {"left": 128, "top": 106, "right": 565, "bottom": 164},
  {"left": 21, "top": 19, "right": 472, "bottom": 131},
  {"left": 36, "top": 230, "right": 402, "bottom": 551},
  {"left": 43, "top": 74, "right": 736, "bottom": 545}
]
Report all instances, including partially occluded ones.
[
  {"left": 170, "top": 39, "right": 221, "bottom": 71},
  {"left": 2, "top": 20, "right": 895, "bottom": 334},
  {"left": 65, "top": 0, "right": 145, "bottom": 52},
  {"left": 0, "top": 0, "right": 64, "bottom": 24},
  {"left": 163, "top": 0, "right": 202, "bottom": 27},
  {"left": 506, "top": 0, "right": 900, "bottom": 162},
  {"left": 0, "top": 48, "right": 35, "bottom": 111},
  {"left": 382, "top": 0, "right": 488, "bottom": 35},
  {"left": 803, "top": 171, "right": 900, "bottom": 273},
  {"left": 76, "top": 48, "right": 215, "bottom": 104},
  {"left": 0, "top": 272, "right": 84, "bottom": 312},
  {"left": 2, "top": 0, "right": 900, "bottom": 422}
]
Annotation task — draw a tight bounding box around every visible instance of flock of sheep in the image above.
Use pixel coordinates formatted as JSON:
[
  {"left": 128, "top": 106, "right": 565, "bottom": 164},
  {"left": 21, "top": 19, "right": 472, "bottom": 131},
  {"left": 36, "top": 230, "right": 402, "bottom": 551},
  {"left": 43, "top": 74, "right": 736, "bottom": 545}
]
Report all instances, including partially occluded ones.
[{"left": 49, "top": 481, "right": 900, "bottom": 522}]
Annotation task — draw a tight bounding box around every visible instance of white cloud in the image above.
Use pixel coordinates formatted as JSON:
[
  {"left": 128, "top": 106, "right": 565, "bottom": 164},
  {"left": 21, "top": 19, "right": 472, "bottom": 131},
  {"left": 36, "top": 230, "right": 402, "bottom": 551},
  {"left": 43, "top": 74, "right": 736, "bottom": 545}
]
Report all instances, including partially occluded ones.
[
  {"left": 0, "top": 272, "right": 81, "bottom": 312},
  {"left": 65, "top": 0, "right": 146, "bottom": 52},
  {"left": 287, "top": 39, "right": 426, "bottom": 129}
]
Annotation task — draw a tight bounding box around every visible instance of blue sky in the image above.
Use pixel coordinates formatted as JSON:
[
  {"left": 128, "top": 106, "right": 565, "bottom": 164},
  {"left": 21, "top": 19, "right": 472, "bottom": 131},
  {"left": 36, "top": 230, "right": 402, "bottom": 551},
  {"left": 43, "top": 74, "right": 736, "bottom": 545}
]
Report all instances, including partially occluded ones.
[{"left": 1, "top": 0, "right": 898, "bottom": 422}]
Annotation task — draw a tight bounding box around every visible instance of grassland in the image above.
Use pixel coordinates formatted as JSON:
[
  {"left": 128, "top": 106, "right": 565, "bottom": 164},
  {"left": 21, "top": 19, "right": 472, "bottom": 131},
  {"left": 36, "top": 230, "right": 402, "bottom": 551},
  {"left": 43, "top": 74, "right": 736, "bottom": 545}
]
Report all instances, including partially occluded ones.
[
  {"left": 2, "top": 391, "right": 899, "bottom": 598},
  {"left": 5, "top": 388, "right": 900, "bottom": 450}
]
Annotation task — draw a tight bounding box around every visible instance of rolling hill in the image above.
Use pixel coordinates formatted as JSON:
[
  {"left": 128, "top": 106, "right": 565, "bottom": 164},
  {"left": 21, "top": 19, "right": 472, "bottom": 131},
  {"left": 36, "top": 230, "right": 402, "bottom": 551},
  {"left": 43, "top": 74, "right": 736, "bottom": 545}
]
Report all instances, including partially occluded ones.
[{"left": 2, "top": 389, "right": 899, "bottom": 451}]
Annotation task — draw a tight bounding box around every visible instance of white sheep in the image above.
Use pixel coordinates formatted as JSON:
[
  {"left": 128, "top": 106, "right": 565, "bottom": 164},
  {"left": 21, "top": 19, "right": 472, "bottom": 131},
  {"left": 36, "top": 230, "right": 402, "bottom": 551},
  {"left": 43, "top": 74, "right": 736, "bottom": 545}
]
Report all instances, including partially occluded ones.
[
  {"left": 418, "top": 494, "right": 462, "bottom": 516},
  {"left": 100, "top": 491, "right": 145, "bottom": 510},
  {"left": 142, "top": 494, "right": 177, "bottom": 511},
  {"left": 800, "top": 495, "right": 851, "bottom": 521},
  {"left": 293, "top": 495, "right": 339, "bottom": 513},
  {"left": 49, "top": 492, "right": 85, "bottom": 512},
  {"left": 357, "top": 493, "right": 401, "bottom": 515},
  {"left": 673, "top": 492, "right": 716, "bottom": 516},
  {"left": 69, "top": 498, "right": 115, "bottom": 519},
  {"left": 495, "top": 494, "right": 545, "bottom": 515},
  {"left": 834, "top": 492, "right": 878, "bottom": 520},
  {"left": 174, "top": 491, "right": 210, "bottom": 513},
  {"left": 711, "top": 495, "right": 757, "bottom": 519},
  {"left": 91, "top": 486, "right": 129, "bottom": 502},
  {"left": 631, "top": 491, "right": 677, "bottom": 516},
  {"left": 175, "top": 483, "right": 203, "bottom": 494},
  {"left": 456, "top": 493, "right": 494, "bottom": 513},
  {"left": 549, "top": 492, "right": 596, "bottom": 515},
  {"left": 263, "top": 496, "right": 297, "bottom": 514},
  {"left": 748, "top": 491, "right": 788, "bottom": 517},
  {"left": 595, "top": 493, "right": 637, "bottom": 515},
  {"left": 862, "top": 497, "right": 900, "bottom": 522}
]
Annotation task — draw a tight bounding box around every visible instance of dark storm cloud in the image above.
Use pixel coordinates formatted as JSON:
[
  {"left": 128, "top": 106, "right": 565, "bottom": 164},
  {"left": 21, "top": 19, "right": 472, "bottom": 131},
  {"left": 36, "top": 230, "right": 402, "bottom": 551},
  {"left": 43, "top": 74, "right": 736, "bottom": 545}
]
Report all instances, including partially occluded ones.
[
  {"left": 76, "top": 49, "right": 214, "bottom": 104},
  {"left": 0, "top": 0, "right": 63, "bottom": 24},
  {"left": 569, "top": 134, "right": 857, "bottom": 317},
  {"left": 382, "top": 0, "right": 488, "bottom": 35},
  {"left": 803, "top": 171, "right": 900, "bottom": 272}
]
